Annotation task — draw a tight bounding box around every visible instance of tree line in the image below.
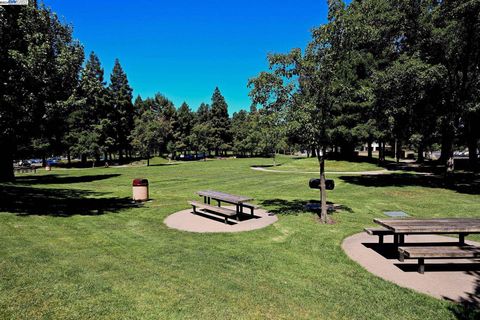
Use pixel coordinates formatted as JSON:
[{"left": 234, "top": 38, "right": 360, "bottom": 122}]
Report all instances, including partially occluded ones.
[
  {"left": 0, "top": 3, "right": 287, "bottom": 181},
  {"left": 248, "top": 0, "right": 480, "bottom": 222},
  {"left": 249, "top": 0, "right": 480, "bottom": 171},
  {"left": 1, "top": 1, "right": 479, "bottom": 185}
]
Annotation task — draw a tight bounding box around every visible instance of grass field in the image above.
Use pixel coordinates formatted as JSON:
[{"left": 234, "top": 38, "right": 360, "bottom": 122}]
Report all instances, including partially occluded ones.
[
  {"left": 1, "top": 157, "right": 479, "bottom": 319},
  {"left": 255, "top": 155, "right": 383, "bottom": 173}
]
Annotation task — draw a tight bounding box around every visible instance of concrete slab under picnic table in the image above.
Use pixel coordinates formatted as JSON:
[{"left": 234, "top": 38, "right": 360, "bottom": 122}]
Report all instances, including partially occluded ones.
[
  {"left": 343, "top": 232, "right": 480, "bottom": 303},
  {"left": 164, "top": 206, "right": 277, "bottom": 233}
]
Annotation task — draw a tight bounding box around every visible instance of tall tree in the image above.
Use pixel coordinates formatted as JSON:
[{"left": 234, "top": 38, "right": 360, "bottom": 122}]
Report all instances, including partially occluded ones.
[
  {"left": 176, "top": 102, "right": 194, "bottom": 154},
  {"left": 210, "top": 87, "right": 231, "bottom": 155},
  {"left": 108, "top": 59, "right": 134, "bottom": 160},
  {"left": 69, "top": 52, "right": 109, "bottom": 164},
  {"left": 0, "top": 3, "right": 83, "bottom": 180}
]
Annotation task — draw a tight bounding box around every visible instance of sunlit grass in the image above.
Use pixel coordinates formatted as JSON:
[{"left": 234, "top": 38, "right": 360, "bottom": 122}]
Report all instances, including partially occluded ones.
[{"left": 1, "top": 157, "right": 478, "bottom": 319}]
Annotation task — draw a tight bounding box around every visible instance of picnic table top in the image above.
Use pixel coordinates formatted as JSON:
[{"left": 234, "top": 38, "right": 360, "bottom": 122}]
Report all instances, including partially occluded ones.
[
  {"left": 374, "top": 218, "right": 480, "bottom": 234},
  {"left": 196, "top": 190, "right": 253, "bottom": 204}
]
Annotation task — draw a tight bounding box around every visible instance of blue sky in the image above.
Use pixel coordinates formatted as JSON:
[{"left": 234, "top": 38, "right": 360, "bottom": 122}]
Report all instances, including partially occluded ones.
[{"left": 43, "top": 0, "right": 329, "bottom": 112}]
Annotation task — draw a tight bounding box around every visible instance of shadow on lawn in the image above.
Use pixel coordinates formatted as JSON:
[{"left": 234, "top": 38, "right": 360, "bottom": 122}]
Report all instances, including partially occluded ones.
[
  {"left": 339, "top": 173, "right": 480, "bottom": 195},
  {"left": 0, "top": 184, "right": 141, "bottom": 217},
  {"left": 448, "top": 271, "right": 480, "bottom": 319},
  {"left": 260, "top": 199, "right": 353, "bottom": 215},
  {"left": 14, "top": 174, "right": 121, "bottom": 185},
  {"left": 364, "top": 242, "right": 480, "bottom": 318}
]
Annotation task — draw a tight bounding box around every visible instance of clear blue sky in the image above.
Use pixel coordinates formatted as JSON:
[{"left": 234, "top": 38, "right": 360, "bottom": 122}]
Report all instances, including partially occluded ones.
[{"left": 43, "top": 0, "right": 329, "bottom": 112}]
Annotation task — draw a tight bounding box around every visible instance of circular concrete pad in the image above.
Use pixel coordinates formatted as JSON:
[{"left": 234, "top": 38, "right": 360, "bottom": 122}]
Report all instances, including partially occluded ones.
[
  {"left": 164, "top": 206, "right": 277, "bottom": 233},
  {"left": 343, "top": 232, "right": 480, "bottom": 302}
]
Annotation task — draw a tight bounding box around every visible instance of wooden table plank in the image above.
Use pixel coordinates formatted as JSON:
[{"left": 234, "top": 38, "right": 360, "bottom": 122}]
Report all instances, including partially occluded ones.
[
  {"left": 374, "top": 218, "right": 480, "bottom": 234},
  {"left": 197, "top": 190, "right": 253, "bottom": 204}
]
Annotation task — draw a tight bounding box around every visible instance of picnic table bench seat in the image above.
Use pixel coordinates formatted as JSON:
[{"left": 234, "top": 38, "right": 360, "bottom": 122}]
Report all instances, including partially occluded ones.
[
  {"left": 188, "top": 201, "right": 238, "bottom": 224},
  {"left": 241, "top": 202, "right": 259, "bottom": 215},
  {"left": 398, "top": 245, "right": 480, "bottom": 274},
  {"left": 364, "top": 227, "right": 394, "bottom": 244},
  {"left": 14, "top": 166, "right": 37, "bottom": 174}
]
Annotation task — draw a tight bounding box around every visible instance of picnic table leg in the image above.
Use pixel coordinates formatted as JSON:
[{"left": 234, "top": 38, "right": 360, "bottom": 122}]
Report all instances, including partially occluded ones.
[
  {"left": 418, "top": 258, "right": 425, "bottom": 274},
  {"left": 235, "top": 204, "right": 240, "bottom": 221},
  {"left": 204, "top": 196, "right": 207, "bottom": 204},
  {"left": 459, "top": 233, "right": 467, "bottom": 245},
  {"left": 217, "top": 200, "right": 221, "bottom": 207},
  {"left": 399, "top": 234, "right": 405, "bottom": 244},
  {"left": 379, "top": 235, "right": 384, "bottom": 244},
  {"left": 393, "top": 234, "right": 399, "bottom": 245},
  {"left": 207, "top": 197, "right": 211, "bottom": 205}
]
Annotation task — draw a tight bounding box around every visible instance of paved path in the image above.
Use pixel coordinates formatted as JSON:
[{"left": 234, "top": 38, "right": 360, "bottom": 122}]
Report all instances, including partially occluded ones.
[
  {"left": 164, "top": 206, "right": 277, "bottom": 233},
  {"left": 251, "top": 166, "right": 433, "bottom": 175},
  {"left": 342, "top": 232, "right": 480, "bottom": 302},
  {"left": 252, "top": 166, "right": 390, "bottom": 175}
]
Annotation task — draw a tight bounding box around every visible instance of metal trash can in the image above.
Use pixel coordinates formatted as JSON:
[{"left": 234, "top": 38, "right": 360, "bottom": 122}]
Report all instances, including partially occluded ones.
[{"left": 132, "top": 179, "right": 149, "bottom": 201}]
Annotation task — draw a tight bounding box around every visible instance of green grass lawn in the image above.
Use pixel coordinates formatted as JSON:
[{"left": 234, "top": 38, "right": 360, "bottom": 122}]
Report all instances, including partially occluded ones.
[
  {"left": 258, "top": 155, "right": 383, "bottom": 172},
  {"left": 1, "top": 157, "right": 479, "bottom": 319}
]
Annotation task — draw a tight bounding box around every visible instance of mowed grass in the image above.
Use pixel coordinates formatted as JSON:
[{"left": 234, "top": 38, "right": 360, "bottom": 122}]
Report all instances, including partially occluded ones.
[
  {"left": 1, "top": 157, "right": 479, "bottom": 319},
  {"left": 260, "top": 155, "right": 382, "bottom": 172}
]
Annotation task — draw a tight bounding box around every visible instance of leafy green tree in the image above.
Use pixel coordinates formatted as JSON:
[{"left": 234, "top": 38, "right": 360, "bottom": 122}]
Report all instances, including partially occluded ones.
[
  {"left": 248, "top": 73, "right": 289, "bottom": 166},
  {"left": 130, "top": 109, "right": 164, "bottom": 166},
  {"left": 429, "top": 0, "right": 480, "bottom": 170},
  {"left": 0, "top": 3, "right": 83, "bottom": 180}
]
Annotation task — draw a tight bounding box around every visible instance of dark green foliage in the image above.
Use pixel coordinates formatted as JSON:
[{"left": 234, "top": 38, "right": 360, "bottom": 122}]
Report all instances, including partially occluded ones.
[
  {"left": 108, "top": 59, "right": 134, "bottom": 160},
  {"left": 210, "top": 87, "right": 231, "bottom": 155},
  {"left": 0, "top": 3, "right": 84, "bottom": 179}
]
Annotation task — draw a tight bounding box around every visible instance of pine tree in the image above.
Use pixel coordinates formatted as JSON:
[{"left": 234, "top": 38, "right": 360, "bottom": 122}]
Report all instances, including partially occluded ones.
[
  {"left": 108, "top": 59, "right": 134, "bottom": 160},
  {"left": 176, "top": 102, "right": 194, "bottom": 154},
  {"left": 210, "top": 87, "right": 231, "bottom": 155},
  {"left": 68, "top": 52, "right": 109, "bottom": 164}
]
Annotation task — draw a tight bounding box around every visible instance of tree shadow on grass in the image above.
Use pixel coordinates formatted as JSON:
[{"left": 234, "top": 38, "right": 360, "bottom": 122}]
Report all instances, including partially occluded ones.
[
  {"left": 259, "top": 199, "right": 352, "bottom": 215},
  {"left": 363, "top": 242, "right": 480, "bottom": 318},
  {"left": 447, "top": 270, "right": 480, "bottom": 319},
  {"left": 339, "top": 173, "right": 480, "bottom": 195},
  {"left": 14, "top": 174, "right": 121, "bottom": 185},
  {"left": 0, "top": 184, "right": 141, "bottom": 217},
  {"left": 250, "top": 164, "right": 283, "bottom": 168}
]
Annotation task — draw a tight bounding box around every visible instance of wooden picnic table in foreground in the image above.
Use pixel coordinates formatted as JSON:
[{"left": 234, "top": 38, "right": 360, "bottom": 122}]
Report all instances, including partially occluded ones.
[{"left": 374, "top": 218, "right": 480, "bottom": 244}]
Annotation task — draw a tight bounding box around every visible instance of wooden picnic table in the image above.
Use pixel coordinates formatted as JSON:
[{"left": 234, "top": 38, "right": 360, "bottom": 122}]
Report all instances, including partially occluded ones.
[
  {"left": 374, "top": 218, "right": 480, "bottom": 245},
  {"left": 196, "top": 190, "right": 254, "bottom": 216}
]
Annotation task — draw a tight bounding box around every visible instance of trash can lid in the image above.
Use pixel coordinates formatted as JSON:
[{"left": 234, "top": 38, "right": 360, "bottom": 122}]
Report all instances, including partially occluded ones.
[{"left": 133, "top": 179, "right": 149, "bottom": 186}]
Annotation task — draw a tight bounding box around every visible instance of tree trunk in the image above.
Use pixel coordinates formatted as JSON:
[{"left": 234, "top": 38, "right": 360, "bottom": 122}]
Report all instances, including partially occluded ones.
[
  {"left": 367, "top": 140, "right": 373, "bottom": 159},
  {"left": 468, "top": 137, "right": 478, "bottom": 172},
  {"left": 0, "top": 140, "right": 14, "bottom": 182},
  {"left": 67, "top": 151, "right": 71, "bottom": 166},
  {"left": 440, "top": 126, "right": 454, "bottom": 164},
  {"left": 81, "top": 154, "right": 87, "bottom": 165},
  {"left": 395, "top": 140, "right": 402, "bottom": 163},
  {"left": 318, "top": 148, "right": 327, "bottom": 224},
  {"left": 417, "top": 143, "right": 424, "bottom": 163},
  {"left": 378, "top": 141, "right": 385, "bottom": 163}
]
